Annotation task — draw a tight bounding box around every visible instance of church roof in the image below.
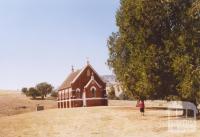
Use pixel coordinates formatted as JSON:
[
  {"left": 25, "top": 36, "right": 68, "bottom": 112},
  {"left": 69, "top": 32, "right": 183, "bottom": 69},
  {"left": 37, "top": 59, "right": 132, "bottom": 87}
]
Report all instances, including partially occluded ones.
[
  {"left": 58, "top": 69, "right": 81, "bottom": 90},
  {"left": 58, "top": 63, "right": 105, "bottom": 91}
]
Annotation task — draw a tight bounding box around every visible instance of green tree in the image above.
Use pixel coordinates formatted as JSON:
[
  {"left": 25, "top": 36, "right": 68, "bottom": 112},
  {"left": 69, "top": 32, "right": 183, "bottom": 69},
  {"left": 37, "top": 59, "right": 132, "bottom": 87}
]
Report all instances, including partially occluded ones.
[
  {"left": 108, "top": 86, "right": 116, "bottom": 99},
  {"left": 21, "top": 87, "right": 28, "bottom": 96},
  {"left": 36, "top": 82, "right": 54, "bottom": 99},
  {"left": 28, "top": 87, "right": 41, "bottom": 99},
  {"left": 108, "top": 0, "right": 200, "bottom": 113}
]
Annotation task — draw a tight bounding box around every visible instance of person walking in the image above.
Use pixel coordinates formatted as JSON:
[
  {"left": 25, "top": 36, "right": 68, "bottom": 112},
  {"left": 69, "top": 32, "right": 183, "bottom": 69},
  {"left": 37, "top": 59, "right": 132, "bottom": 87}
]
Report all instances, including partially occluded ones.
[{"left": 139, "top": 100, "right": 145, "bottom": 116}]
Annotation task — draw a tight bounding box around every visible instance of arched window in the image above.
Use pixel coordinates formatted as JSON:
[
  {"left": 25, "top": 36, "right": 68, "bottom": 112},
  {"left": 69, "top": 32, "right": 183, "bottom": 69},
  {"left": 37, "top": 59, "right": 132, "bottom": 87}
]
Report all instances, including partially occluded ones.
[
  {"left": 76, "top": 88, "right": 81, "bottom": 98},
  {"left": 90, "top": 86, "right": 96, "bottom": 98}
]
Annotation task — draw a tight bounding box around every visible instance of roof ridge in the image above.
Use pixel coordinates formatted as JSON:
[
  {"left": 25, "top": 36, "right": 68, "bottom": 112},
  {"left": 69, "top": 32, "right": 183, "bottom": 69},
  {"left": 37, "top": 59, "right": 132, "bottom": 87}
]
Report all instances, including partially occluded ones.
[{"left": 58, "top": 69, "right": 82, "bottom": 91}]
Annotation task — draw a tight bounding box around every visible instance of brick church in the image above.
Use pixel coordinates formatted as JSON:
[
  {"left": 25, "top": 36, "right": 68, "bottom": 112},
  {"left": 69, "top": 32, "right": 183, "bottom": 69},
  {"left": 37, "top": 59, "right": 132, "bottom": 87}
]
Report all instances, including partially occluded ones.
[{"left": 57, "top": 62, "right": 108, "bottom": 108}]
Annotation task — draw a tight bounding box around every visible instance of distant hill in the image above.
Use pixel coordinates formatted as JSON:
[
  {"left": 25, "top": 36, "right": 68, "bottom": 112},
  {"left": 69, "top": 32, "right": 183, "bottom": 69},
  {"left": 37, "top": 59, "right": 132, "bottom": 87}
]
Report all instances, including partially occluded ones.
[{"left": 0, "top": 89, "right": 19, "bottom": 93}]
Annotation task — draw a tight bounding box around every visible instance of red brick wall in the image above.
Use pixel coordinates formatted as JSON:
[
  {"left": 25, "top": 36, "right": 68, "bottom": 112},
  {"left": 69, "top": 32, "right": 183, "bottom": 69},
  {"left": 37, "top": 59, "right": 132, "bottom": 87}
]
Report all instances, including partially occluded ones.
[
  {"left": 86, "top": 99, "right": 107, "bottom": 107},
  {"left": 58, "top": 65, "right": 108, "bottom": 108},
  {"left": 84, "top": 81, "right": 106, "bottom": 98},
  {"left": 59, "top": 99, "right": 107, "bottom": 108},
  {"left": 71, "top": 65, "right": 106, "bottom": 93},
  {"left": 71, "top": 100, "right": 83, "bottom": 108},
  {"left": 58, "top": 102, "right": 60, "bottom": 108}
]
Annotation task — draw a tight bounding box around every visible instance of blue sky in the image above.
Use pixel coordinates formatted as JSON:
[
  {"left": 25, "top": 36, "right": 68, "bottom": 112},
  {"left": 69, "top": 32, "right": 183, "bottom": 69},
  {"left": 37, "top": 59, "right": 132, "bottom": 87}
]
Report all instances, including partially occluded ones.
[{"left": 0, "top": 0, "right": 120, "bottom": 90}]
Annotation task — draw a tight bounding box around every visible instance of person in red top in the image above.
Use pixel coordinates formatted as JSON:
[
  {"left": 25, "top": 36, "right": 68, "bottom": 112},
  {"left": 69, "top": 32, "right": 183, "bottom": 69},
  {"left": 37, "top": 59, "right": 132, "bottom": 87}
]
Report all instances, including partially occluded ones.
[{"left": 139, "top": 100, "right": 145, "bottom": 116}]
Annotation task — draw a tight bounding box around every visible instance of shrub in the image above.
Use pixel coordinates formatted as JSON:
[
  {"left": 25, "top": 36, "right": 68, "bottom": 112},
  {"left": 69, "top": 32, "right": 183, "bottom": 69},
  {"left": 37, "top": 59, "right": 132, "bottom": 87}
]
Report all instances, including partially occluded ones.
[{"left": 21, "top": 87, "right": 28, "bottom": 96}]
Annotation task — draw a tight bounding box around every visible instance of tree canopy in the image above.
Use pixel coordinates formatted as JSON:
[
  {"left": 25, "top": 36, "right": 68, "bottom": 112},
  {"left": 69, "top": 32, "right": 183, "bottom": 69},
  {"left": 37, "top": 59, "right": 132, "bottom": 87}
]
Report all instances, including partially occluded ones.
[
  {"left": 21, "top": 82, "right": 54, "bottom": 100},
  {"left": 107, "top": 0, "right": 200, "bottom": 105},
  {"left": 36, "top": 82, "right": 54, "bottom": 99}
]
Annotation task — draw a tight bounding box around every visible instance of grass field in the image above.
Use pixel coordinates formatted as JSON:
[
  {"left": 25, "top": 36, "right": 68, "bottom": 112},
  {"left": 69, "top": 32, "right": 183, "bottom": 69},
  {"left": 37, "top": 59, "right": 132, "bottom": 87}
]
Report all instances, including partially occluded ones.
[
  {"left": 0, "top": 90, "right": 199, "bottom": 137},
  {"left": 0, "top": 107, "right": 199, "bottom": 137},
  {"left": 0, "top": 90, "right": 167, "bottom": 117},
  {"left": 0, "top": 90, "right": 57, "bottom": 117}
]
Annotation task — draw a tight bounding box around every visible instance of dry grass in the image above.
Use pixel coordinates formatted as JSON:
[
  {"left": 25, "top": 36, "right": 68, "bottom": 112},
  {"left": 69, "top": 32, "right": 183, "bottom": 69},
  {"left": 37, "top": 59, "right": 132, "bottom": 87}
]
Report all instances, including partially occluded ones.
[
  {"left": 0, "top": 90, "right": 57, "bottom": 117},
  {"left": 0, "top": 107, "right": 199, "bottom": 137},
  {"left": 0, "top": 90, "right": 200, "bottom": 137}
]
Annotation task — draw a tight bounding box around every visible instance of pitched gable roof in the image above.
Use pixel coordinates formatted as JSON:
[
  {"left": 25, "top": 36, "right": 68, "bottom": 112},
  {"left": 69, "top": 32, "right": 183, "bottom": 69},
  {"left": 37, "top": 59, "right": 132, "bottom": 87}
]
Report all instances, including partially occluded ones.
[
  {"left": 58, "top": 70, "right": 81, "bottom": 90},
  {"left": 84, "top": 79, "right": 102, "bottom": 89},
  {"left": 71, "top": 64, "right": 105, "bottom": 84},
  {"left": 58, "top": 63, "right": 105, "bottom": 91}
]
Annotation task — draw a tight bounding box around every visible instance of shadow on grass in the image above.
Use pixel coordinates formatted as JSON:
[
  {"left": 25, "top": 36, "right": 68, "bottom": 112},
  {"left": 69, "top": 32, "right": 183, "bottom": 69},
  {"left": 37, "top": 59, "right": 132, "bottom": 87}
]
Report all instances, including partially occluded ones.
[
  {"left": 159, "top": 115, "right": 185, "bottom": 119},
  {"left": 30, "top": 97, "right": 57, "bottom": 101}
]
